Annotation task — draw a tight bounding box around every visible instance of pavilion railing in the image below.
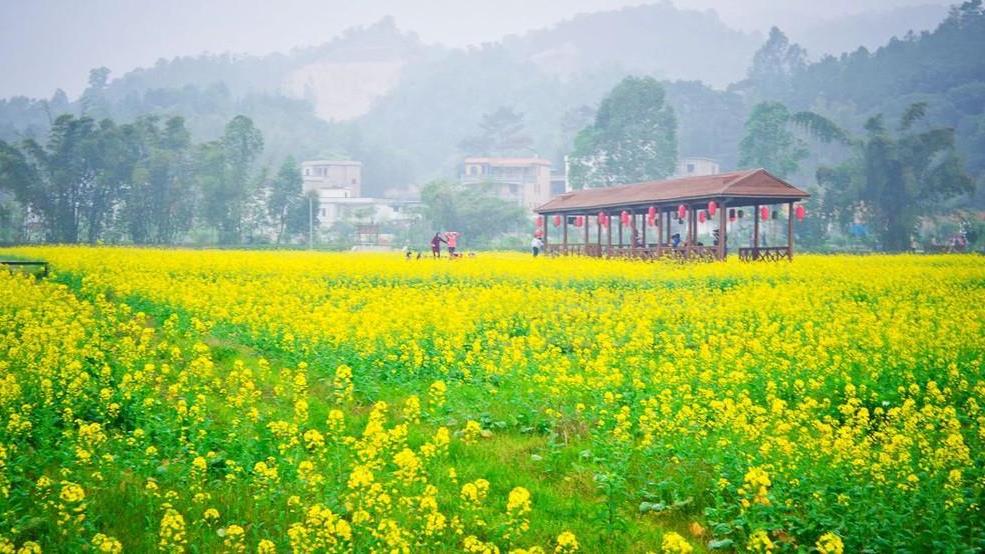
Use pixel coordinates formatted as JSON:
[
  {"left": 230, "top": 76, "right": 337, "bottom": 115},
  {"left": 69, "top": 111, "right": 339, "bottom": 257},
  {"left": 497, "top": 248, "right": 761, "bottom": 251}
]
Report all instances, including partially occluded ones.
[
  {"left": 738, "top": 246, "right": 791, "bottom": 262},
  {"left": 545, "top": 244, "right": 722, "bottom": 261}
]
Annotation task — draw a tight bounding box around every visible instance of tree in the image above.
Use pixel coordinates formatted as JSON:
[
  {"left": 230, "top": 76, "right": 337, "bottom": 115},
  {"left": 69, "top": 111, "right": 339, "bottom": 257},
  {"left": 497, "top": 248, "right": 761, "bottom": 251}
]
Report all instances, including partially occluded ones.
[
  {"left": 568, "top": 76, "right": 677, "bottom": 189},
  {"left": 817, "top": 103, "right": 974, "bottom": 251},
  {"left": 743, "top": 27, "right": 807, "bottom": 101},
  {"left": 122, "top": 116, "right": 195, "bottom": 244},
  {"left": 199, "top": 115, "right": 264, "bottom": 244},
  {"left": 459, "top": 107, "right": 534, "bottom": 156},
  {"left": 739, "top": 102, "right": 808, "bottom": 177},
  {"left": 0, "top": 115, "right": 101, "bottom": 243},
  {"left": 418, "top": 180, "right": 528, "bottom": 247},
  {"left": 267, "top": 157, "right": 304, "bottom": 244},
  {"left": 80, "top": 67, "right": 112, "bottom": 120}
]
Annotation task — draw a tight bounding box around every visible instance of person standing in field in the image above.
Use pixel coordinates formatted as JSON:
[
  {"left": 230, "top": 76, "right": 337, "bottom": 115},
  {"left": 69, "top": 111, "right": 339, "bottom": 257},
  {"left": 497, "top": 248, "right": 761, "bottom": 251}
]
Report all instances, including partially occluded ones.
[
  {"left": 430, "top": 232, "right": 446, "bottom": 258},
  {"left": 531, "top": 235, "right": 543, "bottom": 257},
  {"left": 445, "top": 232, "right": 460, "bottom": 257}
]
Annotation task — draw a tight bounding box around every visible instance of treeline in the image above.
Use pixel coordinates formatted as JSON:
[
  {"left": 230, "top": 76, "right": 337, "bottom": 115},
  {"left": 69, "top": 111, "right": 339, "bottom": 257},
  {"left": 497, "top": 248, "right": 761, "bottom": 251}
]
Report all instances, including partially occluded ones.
[{"left": 0, "top": 114, "right": 313, "bottom": 245}]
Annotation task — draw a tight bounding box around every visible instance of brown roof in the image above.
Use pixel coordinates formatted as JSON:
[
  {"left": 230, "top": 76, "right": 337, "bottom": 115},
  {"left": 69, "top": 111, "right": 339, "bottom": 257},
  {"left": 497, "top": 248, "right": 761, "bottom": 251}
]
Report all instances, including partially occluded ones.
[
  {"left": 464, "top": 157, "right": 551, "bottom": 167},
  {"left": 536, "top": 168, "right": 809, "bottom": 213}
]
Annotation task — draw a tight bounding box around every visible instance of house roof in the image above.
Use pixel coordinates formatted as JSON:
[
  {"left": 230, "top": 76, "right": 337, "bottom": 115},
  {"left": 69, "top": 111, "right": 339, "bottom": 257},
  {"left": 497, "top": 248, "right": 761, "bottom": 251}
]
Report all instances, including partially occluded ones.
[
  {"left": 302, "top": 160, "right": 362, "bottom": 166},
  {"left": 535, "top": 168, "right": 809, "bottom": 214},
  {"left": 463, "top": 157, "right": 552, "bottom": 167}
]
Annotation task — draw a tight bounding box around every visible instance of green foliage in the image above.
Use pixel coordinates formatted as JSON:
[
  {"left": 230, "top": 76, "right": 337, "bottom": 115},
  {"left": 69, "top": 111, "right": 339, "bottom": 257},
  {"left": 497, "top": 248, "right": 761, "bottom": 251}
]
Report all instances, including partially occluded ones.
[
  {"left": 198, "top": 115, "right": 264, "bottom": 244},
  {"left": 818, "top": 103, "right": 975, "bottom": 251},
  {"left": 459, "top": 107, "right": 534, "bottom": 157},
  {"left": 568, "top": 77, "right": 677, "bottom": 188},
  {"left": 739, "top": 102, "right": 808, "bottom": 178},
  {"left": 266, "top": 157, "right": 304, "bottom": 244},
  {"left": 742, "top": 27, "right": 807, "bottom": 101},
  {"left": 418, "top": 180, "right": 528, "bottom": 247},
  {"left": 0, "top": 113, "right": 268, "bottom": 245}
]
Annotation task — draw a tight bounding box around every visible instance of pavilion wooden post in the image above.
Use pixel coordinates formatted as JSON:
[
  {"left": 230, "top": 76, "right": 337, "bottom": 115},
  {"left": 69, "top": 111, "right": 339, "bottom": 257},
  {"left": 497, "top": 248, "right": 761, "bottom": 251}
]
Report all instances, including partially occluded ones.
[
  {"left": 666, "top": 210, "right": 671, "bottom": 249},
  {"left": 617, "top": 213, "right": 623, "bottom": 252},
  {"left": 583, "top": 214, "right": 589, "bottom": 254},
  {"left": 717, "top": 199, "right": 727, "bottom": 261},
  {"left": 596, "top": 214, "right": 602, "bottom": 255},
  {"left": 562, "top": 214, "right": 568, "bottom": 255},
  {"left": 640, "top": 212, "right": 646, "bottom": 251},
  {"left": 657, "top": 208, "right": 663, "bottom": 256},
  {"left": 542, "top": 214, "right": 549, "bottom": 253},
  {"left": 687, "top": 206, "right": 695, "bottom": 259},
  {"left": 787, "top": 201, "right": 794, "bottom": 261},
  {"left": 752, "top": 203, "right": 760, "bottom": 260},
  {"left": 607, "top": 215, "right": 613, "bottom": 256}
]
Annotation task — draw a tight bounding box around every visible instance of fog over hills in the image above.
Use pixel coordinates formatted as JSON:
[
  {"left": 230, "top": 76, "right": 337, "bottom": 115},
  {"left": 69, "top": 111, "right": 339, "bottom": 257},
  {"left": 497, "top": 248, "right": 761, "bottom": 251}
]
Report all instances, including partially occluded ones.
[
  {"left": 2, "top": 0, "right": 978, "bottom": 198},
  {"left": 0, "top": 1, "right": 953, "bottom": 103}
]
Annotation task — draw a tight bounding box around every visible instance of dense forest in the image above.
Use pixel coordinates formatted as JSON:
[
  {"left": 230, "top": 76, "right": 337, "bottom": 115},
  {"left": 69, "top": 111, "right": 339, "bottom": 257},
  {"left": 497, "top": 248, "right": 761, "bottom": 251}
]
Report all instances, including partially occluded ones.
[{"left": 0, "top": 1, "right": 983, "bottom": 250}]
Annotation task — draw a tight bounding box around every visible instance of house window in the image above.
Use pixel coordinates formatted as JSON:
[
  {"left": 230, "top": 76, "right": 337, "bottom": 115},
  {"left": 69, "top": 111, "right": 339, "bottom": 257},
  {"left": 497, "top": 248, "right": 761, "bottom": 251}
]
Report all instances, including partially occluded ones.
[
  {"left": 687, "top": 163, "right": 695, "bottom": 173},
  {"left": 351, "top": 178, "right": 356, "bottom": 184},
  {"left": 304, "top": 168, "right": 310, "bottom": 176}
]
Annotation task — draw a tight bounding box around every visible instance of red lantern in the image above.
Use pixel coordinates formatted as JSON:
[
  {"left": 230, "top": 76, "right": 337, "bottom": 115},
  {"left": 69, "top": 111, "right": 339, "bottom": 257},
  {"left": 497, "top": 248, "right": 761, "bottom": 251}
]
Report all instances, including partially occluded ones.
[
  {"left": 620, "top": 211, "right": 630, "bottom": 226},
  {"left": 647, "top": 214, "right": 656, "bottom": 227},
  {"left": 698, "top": 210, "right": 706, "bottom": 224},
  {"left": 795, "top": 204, "right": 805, "bottom": 221},
  {"left": 647, "top": 206, "right": 657, "bottom": 219},
  {"left": 534, "top": 229, "right": 543, "bottom": 238},
  {"left": 677, "top": 204, "right": 687, "bottom": 220},
  {"left": 760, "top": 206, "right": 769, "bottom": 221},
  {"left": 536, "top": 218, "right": 543, "bottom": 228},
  {"left": 598, "top": 212, "right": 607, "bottom": 227},
  {"left": 575, "top": 215, "right": 584, "bottom": 227},
  {"left": 553, "top": 214, "right": 561, "bottom": 227},
  {"left": 708, "top": 200, "right": 717, "bottom": 216}
]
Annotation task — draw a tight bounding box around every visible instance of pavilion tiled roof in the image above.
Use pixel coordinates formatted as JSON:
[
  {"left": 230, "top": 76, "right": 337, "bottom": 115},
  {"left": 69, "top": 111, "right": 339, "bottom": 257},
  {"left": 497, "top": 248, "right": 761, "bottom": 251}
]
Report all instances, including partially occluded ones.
[{"left": 536, "top": 168, "right": 809, "bottom": 213}]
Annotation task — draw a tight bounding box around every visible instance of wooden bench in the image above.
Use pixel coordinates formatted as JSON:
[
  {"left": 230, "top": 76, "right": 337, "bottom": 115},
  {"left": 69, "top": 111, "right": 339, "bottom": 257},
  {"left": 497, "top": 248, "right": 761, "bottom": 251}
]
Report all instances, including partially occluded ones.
[{"left": 1, "top": 260, "right": 49, "bottom": 278}]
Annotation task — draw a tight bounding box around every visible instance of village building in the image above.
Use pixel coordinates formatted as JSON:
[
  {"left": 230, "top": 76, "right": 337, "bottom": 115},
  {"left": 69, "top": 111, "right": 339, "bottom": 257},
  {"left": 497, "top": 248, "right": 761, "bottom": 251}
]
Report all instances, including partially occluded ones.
[
  {"left": 302, "top": 160, "right": 363, "bottom": 198},
  {"left": 461, "top": 157, "right": 553, "bottom": 212},
  {"left": 300, "top": 159, "right": 419, "bottom": 241},
  {"left": 675, "top": 156, "right": 720, "bottom": 178}
]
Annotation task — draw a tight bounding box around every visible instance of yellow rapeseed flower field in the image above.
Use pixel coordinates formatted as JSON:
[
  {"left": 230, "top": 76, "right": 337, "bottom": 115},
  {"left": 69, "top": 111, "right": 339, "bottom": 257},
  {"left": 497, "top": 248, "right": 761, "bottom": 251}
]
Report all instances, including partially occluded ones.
[{"left": 0, "top": 246, "right": 983, "bottom": 552}]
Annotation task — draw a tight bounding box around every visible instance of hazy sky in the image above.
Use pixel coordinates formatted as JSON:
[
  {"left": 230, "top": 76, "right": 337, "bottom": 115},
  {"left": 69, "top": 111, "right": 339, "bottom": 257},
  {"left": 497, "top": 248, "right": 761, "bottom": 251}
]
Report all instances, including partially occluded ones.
[{"left": 0, "top": 0, "right": 950, "bottom": 100}]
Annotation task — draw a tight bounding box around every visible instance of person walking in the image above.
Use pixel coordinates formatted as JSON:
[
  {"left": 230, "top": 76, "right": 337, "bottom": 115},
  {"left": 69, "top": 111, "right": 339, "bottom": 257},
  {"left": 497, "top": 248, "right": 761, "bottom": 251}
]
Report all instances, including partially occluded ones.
[
  {"left": 531, "top": 235, "right": 544, "bottom": 257},
  {"left": 430, "top": 232, "right": 446, "bottom": 258},
  {"left": 445, "top": 232, "right": 460, "bottom": 257}
]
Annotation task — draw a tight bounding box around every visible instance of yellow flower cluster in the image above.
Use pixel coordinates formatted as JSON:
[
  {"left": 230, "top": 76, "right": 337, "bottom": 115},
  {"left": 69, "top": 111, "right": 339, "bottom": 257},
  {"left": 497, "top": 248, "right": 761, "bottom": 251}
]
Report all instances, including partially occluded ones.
[{"left": 0, "top": 247, "right": 982, "bottom": 552}]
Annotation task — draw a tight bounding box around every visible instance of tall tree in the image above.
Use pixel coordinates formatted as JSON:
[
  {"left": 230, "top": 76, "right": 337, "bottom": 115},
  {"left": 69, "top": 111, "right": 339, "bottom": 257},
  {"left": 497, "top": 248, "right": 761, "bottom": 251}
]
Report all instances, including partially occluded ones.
[
  {"left": 817, "top": 103, "right": 974, "bottom": 251},
  {"left": 87, "top": 119, "right": 139, "bottom": 243},
  {"left": 739, "top": 102, "right": 808, "bottom": 178},
  {"left": 0, "top": 115, "right": 101, "bottom": 243},
  {"left": 123, "top": 116, "right": 195, "bottom": 244},
  {"left": 267, "top": 157, "right": 304, "bottom": 244},
  {"left": 743, "top": 27, "right": 807, "bottom": 101},
  {"left": 568, "top": 76, "right": 677, "bottom": 188},
  {"left": 459, "top": 107, "right": 534, "bottom": 156},
  {"left": 199, "top": 115, "right": 264, "bottom": 244}
]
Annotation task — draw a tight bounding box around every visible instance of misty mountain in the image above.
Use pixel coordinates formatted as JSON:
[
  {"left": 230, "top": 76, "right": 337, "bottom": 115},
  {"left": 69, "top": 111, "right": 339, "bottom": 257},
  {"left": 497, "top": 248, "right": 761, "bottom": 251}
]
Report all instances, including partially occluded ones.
[
  {"left": 3, "top": 1, "right": 980, "bottom": 199},
  {"left": 501, "top": 2, "right": 762, "bottom": 88},
  {"left": 793, "top": 4, "right": 950, "bottom": 57}
]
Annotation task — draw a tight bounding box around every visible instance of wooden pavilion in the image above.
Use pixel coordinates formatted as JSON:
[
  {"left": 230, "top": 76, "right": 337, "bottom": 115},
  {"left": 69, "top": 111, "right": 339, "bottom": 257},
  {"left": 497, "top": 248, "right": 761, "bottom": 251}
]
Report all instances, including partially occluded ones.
[{"left": 534, "top": 168, "right": 809, "bottom": 261}]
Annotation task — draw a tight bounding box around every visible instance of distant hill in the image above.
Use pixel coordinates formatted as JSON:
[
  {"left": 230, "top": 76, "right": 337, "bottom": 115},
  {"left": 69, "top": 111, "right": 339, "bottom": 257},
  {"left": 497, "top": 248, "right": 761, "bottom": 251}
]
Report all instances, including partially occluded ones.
[
  {"left": 501, "top": 2, "right": 762, "bottom": 89},
  {"left": 3, "top": 1, "right": 980, "bottom": 199},
  {"left": 793, "top": 4, "right": 950, "bottom": 58}
]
